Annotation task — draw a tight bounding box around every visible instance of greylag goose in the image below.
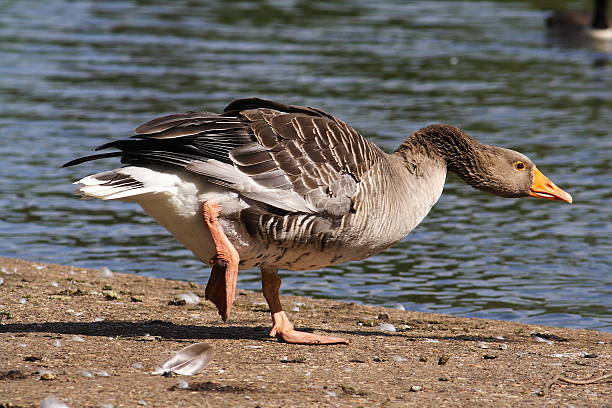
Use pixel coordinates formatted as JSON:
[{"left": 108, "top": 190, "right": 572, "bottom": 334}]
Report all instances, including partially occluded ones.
[
  {"left": 63, "top": 98, "right": 572, "bottom": 345},
  {"left": 546, "top": 0, "right": 611, "bottom": 40}
]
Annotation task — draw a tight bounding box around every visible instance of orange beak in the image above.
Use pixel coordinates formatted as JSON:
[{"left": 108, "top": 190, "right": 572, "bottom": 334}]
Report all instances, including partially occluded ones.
[{"left": 529, "top": 167, "right": 573, "bottom": 203}]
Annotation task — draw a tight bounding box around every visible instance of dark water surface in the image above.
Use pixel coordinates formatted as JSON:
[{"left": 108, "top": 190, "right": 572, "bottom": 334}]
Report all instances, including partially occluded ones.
[{"left": 1, "top": 0, "right": 610, "bottom": 331}]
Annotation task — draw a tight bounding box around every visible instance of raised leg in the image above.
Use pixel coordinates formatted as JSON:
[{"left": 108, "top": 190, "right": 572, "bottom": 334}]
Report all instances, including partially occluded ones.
[
  {"left": 260, "top": 267, "right": 349, "bottom": 345},
  {"left": 202, "top": 201, "right": 239, "bottom": 322}
]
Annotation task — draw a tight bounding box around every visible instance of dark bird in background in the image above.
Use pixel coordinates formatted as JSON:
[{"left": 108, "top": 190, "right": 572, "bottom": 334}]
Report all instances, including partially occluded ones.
[
  {"left": 546, "top": 0, "right": 611, "bottom": 40},
  {"left": 64, "top": 98, "right": 572, "bottom": 345}
]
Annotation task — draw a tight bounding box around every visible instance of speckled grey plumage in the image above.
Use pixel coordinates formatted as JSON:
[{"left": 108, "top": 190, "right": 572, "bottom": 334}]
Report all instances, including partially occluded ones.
[{"left": 64, "top": 97, "right": 540, "bottom": 271}]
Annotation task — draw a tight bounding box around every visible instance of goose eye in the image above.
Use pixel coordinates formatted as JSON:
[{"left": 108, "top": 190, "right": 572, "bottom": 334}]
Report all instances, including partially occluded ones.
[{"left": 514, "top": 161, "right": 526, "bottom": 171}]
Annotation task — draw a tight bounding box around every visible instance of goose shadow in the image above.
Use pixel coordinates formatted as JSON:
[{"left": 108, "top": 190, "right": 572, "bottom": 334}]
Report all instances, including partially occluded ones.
[
  {"left": 0, "top": 320, "right": 414, "bottom": 342},
  {"left": 0, "top": 320, "right": 266, "bottom": 341}
]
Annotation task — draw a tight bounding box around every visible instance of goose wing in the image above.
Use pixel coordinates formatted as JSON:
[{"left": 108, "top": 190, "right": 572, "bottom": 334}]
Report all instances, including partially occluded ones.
[{"left": 64, "top": 98, "right": 386, "bottom": 217}]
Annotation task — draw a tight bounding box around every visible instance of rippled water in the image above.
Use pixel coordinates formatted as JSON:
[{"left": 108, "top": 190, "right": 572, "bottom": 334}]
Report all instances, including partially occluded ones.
[{"left": 1, "top": 0, "right": 610, "bottom": 331}]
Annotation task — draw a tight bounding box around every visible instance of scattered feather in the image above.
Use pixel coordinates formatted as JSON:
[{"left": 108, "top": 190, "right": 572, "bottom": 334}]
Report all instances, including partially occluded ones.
[
  {"left": 479, "top": 342, "right": 489, "bottom": 349},
  {"left": 153, "top": 343, "right": 214, "bottom": 376},
  {"left": 19, "top": 297, "right": 28, "bottom": 304},
  {"left": 35, "top": 265, "right": 46, "bottom": 270},
  {"left": 71, "top": 335, "right": 85, "bottom": 342},
  {"left": 176, "top": 292, "right": 200, "bottom": 305},
  {"left": 176, "top": 379, "right": 190, "bottom": 389},
  {"left": 95, "top": 370, "right": 110, "bottom": 377},
  {"left": 50, "top": 281, "right": 59, "bottom": 287},
  {"left": 94, "top": 317, "right": 105, "bottom": 322},
  {"left": 0, "top": 277, "right": 4, "bottom": 286},
  {"left": 131, "top": 362, "right": 145, "bottom": 369},
  {"left": 53, "top": 340, "right": 62, "bottom": 347},
  {"left": 40, "top": 396, "right": 71, "bottom": 408},
  {"left": 532, "top": 336, "right": 554, "bottom": 345},
  {"left": 99, "top": 267, "right": 114, "bottom": 278},
  {"left": 378, "top": 323, "right": 396, "bottom": 332},
  {"left": 424, "top": 338, "right": 440, "bottom": 343},
  {"left": 291, "top": 306, "right": 300, "bottom": 312},
  {"left": 391, "top": 355, "right": 407, "bottom": 362}
]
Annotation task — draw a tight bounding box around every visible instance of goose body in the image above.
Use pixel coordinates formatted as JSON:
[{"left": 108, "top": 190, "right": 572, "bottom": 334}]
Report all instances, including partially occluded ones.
[{"left": 65, "top": 97, "right": 571, "bottom": 344}]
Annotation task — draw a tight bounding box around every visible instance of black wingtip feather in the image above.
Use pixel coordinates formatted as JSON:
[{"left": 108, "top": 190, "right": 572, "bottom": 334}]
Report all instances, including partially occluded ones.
[{"left": 62, "top": 152, "right": 123, "bottom": 167}]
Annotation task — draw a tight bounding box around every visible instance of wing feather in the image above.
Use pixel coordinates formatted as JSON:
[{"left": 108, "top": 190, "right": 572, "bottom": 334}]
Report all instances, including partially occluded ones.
[{"left": 65, "top": 98, "right": 386, "bottom": 218}]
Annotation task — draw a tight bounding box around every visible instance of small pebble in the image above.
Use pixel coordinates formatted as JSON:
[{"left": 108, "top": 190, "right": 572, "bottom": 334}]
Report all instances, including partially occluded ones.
[
  {"left": 35, "top": 265, "right": 46, "bottom": 270},
  {"left": 581, "top": 352, "right": 598, "bottom": 358},
  {"left": 137, "top": 401, "right": 147, "bottom": 406},
  {"left": 50, "top": 281, "right": 59, "bottom": 287},
  {"left": 377, "top": 313, "right": 389, "bottom": 320},
  {"left": 419, "top": 355, "right": 428, "bottom": 362},
  {"left": 483, "top": 354, "right": 498, "bottom": 360},
  {"left": 439, "top": 377, "right": 449, "bottom": 382},
  {"left": 438, "top": 355, "right": 450, "bottom": 365},
  {"left": 409, "top": 385, "right": 422, "bottom": 392},
  {"left": 391, "top": 355, "right": 407, "bottom": 362},
  {"left": 99, "top": 267, "right": 114, "bottom": 278},
  {"left": 325, "top": 391, "right": 337, "bottom": 397},
  {"left": 479, "top": 342, "right": 489, "bottom": 349},
  {"left": 71, "top": 335, "right": 85, "bottom": 342},
  {"left": 176, "top": 379, "right": 190, "bottom": 389},
  {"left": 132, "top": 362, "right": 144, "bottom": 369},
  {"left": 378, "top": 323, "right": 396, "bottom": 332},
  {"left": 40, "top": 396, "right": 70, "bottom": 408},
  {"left": 130, "top": 295, "right": 144, "bottom": 302},
  {"left": 103, "top": 291, "right": 120, "bottom": 300},
  {"left": 19, "top": 297, "right": 28, "bottom": 304},
  {"left": 498, "top": 344, "right": 508, "bottom": 350},
  {"left": 291, "top": 306, "right": 300, "bottom": 312},
  {"left": 424, "top": 338, "right": 440, "bottom": 343},
  {"left": 94, "top": 317, "right": 105, "bottom": 322},
  {"left": 39, "top": 371, "right": 56, "bottom": 381},
  {"left": 176, "top": 292, "right": 200, "bottom": 305},
  {"left": 99, "top": 404, "right": 114, "bottom": 408},
  {"left": 532, "top": 336, "right": 553, "bottom": 345},
  {"left": 53, "top": 340, "right": 62, "bottom": 347},
  {"left": 0, "top": 277, "right": 4, "bottom": 286},
  {"left": 95, "top": 370, "right": 110, "bottom": 377},
  {"left": 80, "top": 370, "right": 94, "bottom": 378}
]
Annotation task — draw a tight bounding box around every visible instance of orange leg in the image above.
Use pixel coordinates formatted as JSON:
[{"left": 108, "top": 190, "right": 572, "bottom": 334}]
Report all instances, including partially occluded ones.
[
  {"left": 261, "top": 267, "right": 349, "bottom": 345},
  {"left": 202, "top": 201, "right": 239, "bottom": 322}
]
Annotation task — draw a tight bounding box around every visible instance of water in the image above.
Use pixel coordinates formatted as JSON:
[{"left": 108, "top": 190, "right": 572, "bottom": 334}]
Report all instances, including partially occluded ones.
[{"left": 1, "top": 0, "right": 610, "bottom": 331}]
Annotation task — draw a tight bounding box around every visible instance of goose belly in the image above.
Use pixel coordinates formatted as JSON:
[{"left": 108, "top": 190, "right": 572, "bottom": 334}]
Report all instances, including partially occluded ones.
[{"left": 136, "top": 189, "right": 270, "bottom": 270}]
